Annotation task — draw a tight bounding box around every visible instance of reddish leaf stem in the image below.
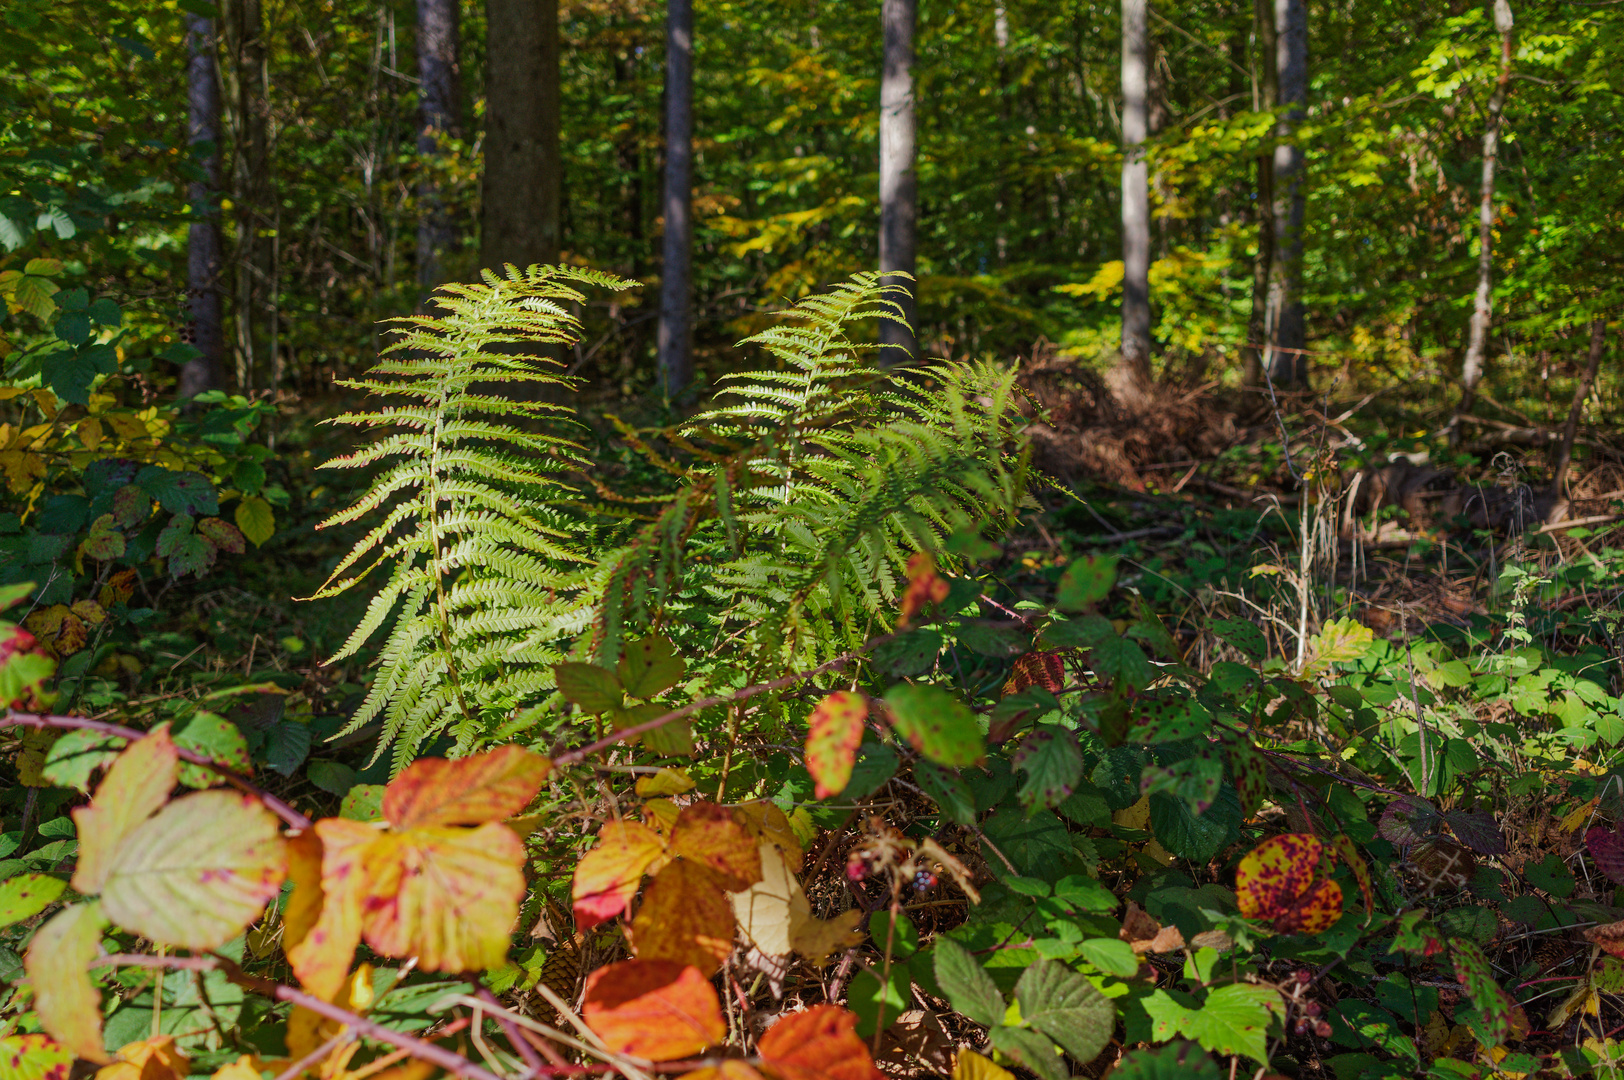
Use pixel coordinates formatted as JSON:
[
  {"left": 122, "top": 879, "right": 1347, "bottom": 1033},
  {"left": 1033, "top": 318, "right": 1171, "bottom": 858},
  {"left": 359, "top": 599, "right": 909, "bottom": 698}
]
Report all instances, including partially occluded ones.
[{"left": 3, "top": 710, "right": 312, "bottom": 829}]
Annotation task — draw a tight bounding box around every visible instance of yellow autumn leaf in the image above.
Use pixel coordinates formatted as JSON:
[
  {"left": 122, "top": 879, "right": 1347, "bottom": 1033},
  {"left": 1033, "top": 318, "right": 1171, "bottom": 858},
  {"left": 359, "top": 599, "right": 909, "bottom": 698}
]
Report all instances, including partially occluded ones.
[
  {"left": 630, "top": 858, "right": 737, "bottom": 973},
  {"left": 953, "top": 1051, "right": 1016, "bottom": 1080}
]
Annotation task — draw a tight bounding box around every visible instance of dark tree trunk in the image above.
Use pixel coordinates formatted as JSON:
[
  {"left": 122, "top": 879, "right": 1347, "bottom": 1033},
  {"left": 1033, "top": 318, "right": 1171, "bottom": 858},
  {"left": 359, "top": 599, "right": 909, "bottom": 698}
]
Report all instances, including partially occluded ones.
[
  {"left": 657, "top": 0, "right": 693, "bottom": 397},
  {"left": 1241, "top": 0, "right": 1277, "bottom": 389},
  {"left": 1459, "top": 0, "right": 1515, "bottom": 419},
  {"left": 221, "top": 0, "right": 270, "bottom": 393},
  {"left": 481, "top": 0, "right": 561, "bottom": 272},
  {"left": 181, "top": 15, "right": 224, "bottom": 398},
  {"left": 1119, "top": 0, "right": 1152, "bottom": 389},
  {"left": 416, "top": 0, "right": 461, "bottom": 293},
  {"left": 1266, "top": 0, "right": 1306, "bottom": 385},
  {"left": 879, "top": 0, "right": 917, "bottom": 362},
  {"left": 1549, "top": 316, "right": 1606, "bottom": 509}
]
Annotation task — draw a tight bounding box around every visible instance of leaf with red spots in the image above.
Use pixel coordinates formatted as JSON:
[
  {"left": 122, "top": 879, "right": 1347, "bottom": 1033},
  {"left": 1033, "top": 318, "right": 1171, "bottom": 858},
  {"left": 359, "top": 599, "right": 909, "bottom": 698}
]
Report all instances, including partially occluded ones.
[
  {"left": 23, "top": 901, "right": 109, "bottom": 1063},
  {"left": 0, "top": 1034, "right": 72, "bottom": 1080},
  {"left": 582, "top": 960, "right": 727, "bottom": 1061},
  {"left": 70, "top": 728, "right": 178, "bottom": 895},
  {"left": 1220, "top": 731, "right": 1268, "bottom": 818},
  {"left": 1235, "top": 834, "right": 1343, "bottom": 935},
  {"left": 668, "top": 803, "right": 765, "bottom": 892},
  {"left": 0, "top": 873, "right": 67, "bottom": 929},
  {"left": 805, "top": 691, "right": 868, "bottom": 800},
  {"left": 899, "top": 552, "right": 950, "bottom": 627},
  {"left": 1451, "top": 939, "right": 1528, "bottom": 1046},
  {"left": 1377, "top": 796, "right": 1439, "bottom": 845},
  {"left": 1003, "top": 651, "right": 1066, "bottom": 697},
  {"left": 286, "top": 816, "right": 375, "bottom": 1000},
  {"left": 382, "top": 745, "right": 551, "bottom": 829},
  {"left": 1587, "top": 826, "right": 1624, "bottom": 886},
  {"left": 757, "top": 1005, "right": 886, "bottom": 1080},
  {"left": 1011, "top": 726, "right": 1083, "bottom": 814},
  {"left": 1326, "top": 834, "right": 1374, "bottom": 915}
]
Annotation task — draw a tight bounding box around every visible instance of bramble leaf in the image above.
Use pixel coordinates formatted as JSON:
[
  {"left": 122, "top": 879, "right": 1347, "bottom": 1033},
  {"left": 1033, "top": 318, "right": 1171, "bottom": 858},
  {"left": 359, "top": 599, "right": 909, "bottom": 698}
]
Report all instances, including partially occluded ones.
[
  {"left": 23, "top": 901, "right": 108, "bottom": 1063},
  {"left": 0, "top": 873, "right": 67, "bottom": 929},
  {"left": 286, "top": 817, "right": 373, "bottom": 1000},
  {"left": 631, "top": 858, "right": 737, "bottom": 973},
  {"left": 1012, "top": 726, "right": 1084, "bottom": 814},
  {"left": 1056, "top": 554, "right": 1117, "bottom": 611},
  {"left": 757, "top": 1005, "right": 884, "bottom": 1080},
  {"left": 573, "top": 820, "right": 668, "bottom": 930},
  {"left": 554, "top": 662, "right": 623, "bottom": 714},
  {"left": 1014, "top": 957, "right": 1116, "bottom": 1064},
  {"left": 582, "top": 960, "right": 727, "bottom": 1061},
  {"left": 805, "top": 691, "right": 868, "bottom": 800},
  {"left": 1235, "top": 834, "right": 1342, "bottom": 934},
  {"left": 382, "top": 745, "right": 550, "bottom": 829},
  {"left": 885, "top": 683, "right": 985, "bottom": 768},
  {"left": 235, "top": 496, "right": 275, "bottom": 547},
  {"left": 933, "top": 938, "right": 1005, "bottom": 1026},
  {"left": 668, "top": 803, "right": 763, "bottom": 892},
  {"left": 617, "top": 635, "right": 685, "bottom": 698},
  {"left": 0, "top": 1034, "right": 73, "bottom": 1080},
  {"left": 71, "top": 728, "right": 178, "bottom": 895}
]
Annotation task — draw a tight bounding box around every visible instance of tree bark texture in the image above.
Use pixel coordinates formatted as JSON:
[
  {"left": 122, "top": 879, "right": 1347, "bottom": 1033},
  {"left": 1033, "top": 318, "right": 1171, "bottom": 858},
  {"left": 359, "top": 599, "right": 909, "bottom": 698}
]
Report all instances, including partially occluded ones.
[
  {"left": 1241, "top": 0, "right": 1277, "bottom": 388},
  {"left": 1459, "top": 0, "right": 1515, "bottom": 417},
  {"left": 1119, "top": 0, "right": 1152, "bottom": 388},
  {"left": 879, "top": 0, "right": 918, "bottom": 362},
  {"left": 220, "top": 0, "right": 271, "bottom": 393},
  {"left": 416, "top": 0, "right": 461, "bottom": 293},
  {"left": 1266, "top": 0, "right": 1306, "bottom": 385},
  {"left": 657, "top": 0, "right": 694, "bottom": 397},
  {"left": 181, "top": 15, "right": 225, "bottom": 398},
  {"left": 481, "top": 0, "right": 562, "bottom": 272},
  {"left": 1549, "top": 316, "right": 1606, "bottom": 506}
]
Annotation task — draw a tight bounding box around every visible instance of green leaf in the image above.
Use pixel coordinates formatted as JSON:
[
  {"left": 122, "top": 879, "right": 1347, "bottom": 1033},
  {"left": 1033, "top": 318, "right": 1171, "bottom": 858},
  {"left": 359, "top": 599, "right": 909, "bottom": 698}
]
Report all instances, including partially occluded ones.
[
  {"left": 554, "top": 662, "right": 623, "bottom": 714},
  {"left": 871, "top": 629, "right": 944, "bottom": 678},
  {"left": 616, "top": 635, "right": 685, "bottom": 699},
  {"left": 958, "top": 619, "right": 1032, "bottom": 658},
  {"left": 1126, "top": 696, "right": 1211, "bottom": 744},
  {"left": 989, "top": 1026, "right": 1067, "bottom": 1080},
  {"left": 41, "top": 728, "right": 124, "bottom": 793},
  {"left": 1111, "top": 1042, "right": 1221, "bottom": 1080},
  {"left": 1043, "top": 614, "right": 1114, "bottom": 649},
  {"left": 980, "top": 809, "right": 1075, "bottom": 879},
  {"left": 1012, "top": 725, "right": 1084, "bottom": 815},
  {"left": 844, "top": 741, "right": 899, "bottom": 800},
  {"left": 77, "top": 514, "right": 124, "bottom": 562},
  {"left": 933, "top": 937, "right": 1005, "bottom": 1026},
  {"left": 869, "top": 910, "right": 919, "bottom": 959},
  {"left": 1140, "top": 752, "right": 1224, "bottom": 815},
  {"left": 1091, "top": 636, "right": 1158, "bottom": 691},
  {"left": 849, "top": 961, "right": 910, "bottom": 1038},
  {"left": 1210, "top": 619, "right": 1268, "bottom": 661},
  {"left": 1180, "top": 983, "right": 1282, "bottom": 1065},
  {"left": 157, "top": 516, "right": 216, "bottom": 579},
  {"left": 171, "top": 711, "right": 250, "bottom": 788},
  {"left": 1053, "top": 874, "right": 1117, "bottom": 912},
  {"left": 885, "top": 683, "right": 984, "bottom": 767},
  {"left": 0, "top": 873, "right": 67, "bottom": 929},
  {"left": 1075, "top": 937, "right": 1138, "bottom": 977},
  {"left": 1056, "top": 555, "right": 1117, "bottom": 611},
  {"left": 0, "top": 650, "right": 54, "bottom": 710},
  {"left": 235, "top": 496, "right": 275, "bottom": 546},
  {"left": 98, "top": 789, "right": 287, "bottom": 951},
  {"left": 0, "top": 1032, "right": 75, "bottom": 1080},
  {"left": 1149, "top": 784, "right": 1242, "bottom": 862},
  {"left": 340, "top": 784, "right": 385, "bottom": 821},
  {"left": 307, "top": 760, "right": 357, "bottom": 795},
  {"left": 136, "top": 467, "right": 218, "bottom": 517},
  {"left": 916, "top": 761, "right": 977, "bottom": 825},
  {"left": 1014, "top": 957, "right": 1116, "bottom": 1064}
]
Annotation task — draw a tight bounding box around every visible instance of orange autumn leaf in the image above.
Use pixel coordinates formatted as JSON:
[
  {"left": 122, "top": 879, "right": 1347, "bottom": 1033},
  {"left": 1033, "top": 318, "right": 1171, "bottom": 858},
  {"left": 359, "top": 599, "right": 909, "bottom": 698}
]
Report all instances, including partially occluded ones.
[
  {"left": 381, "top": 746, "right": 551, "bottom": 829},
  {"left": 287, "top": 817, "right": 374, "bottom": 1001},
  {"left": 757, "top": 1005, "right": 885, "bottom": 1080},
  {"left": 71, "top": 728, "right": 178, "bottom": 895},
  {"left": 95, "top": 1036, "right": 189, "bottom": 1080},
  {"left": 668, "top": 803, "right": 763, "bottom": 892},
  {"left": 1002, "top": 651, "right": 1066, "bottom": 697},
  {"left": 630, "top": 858, "right": 738, "bottom": 973},
  {"left": 804, "top": 691, "right": 867, "bottom": 800},
  {"left": 582, "top": 960, "right": 727, "bottom": 1061},
  {"left": 898, "top": 552, "right": 950, "bottom": 627},
  {"left": 573, "top": 819, "right": 668, "bottom": 930},
  {"left": 679, "top": 1064, "right": 767, "bottom": 1080},
  {"left": 359, "top": 822, "right": 526, "bottom": 973},
  {"left": 282, "top": 830, "right": 324, "bottom": 955},
  {"left": 1236, "top": 833, "right": 1343, "bottom": 935}
]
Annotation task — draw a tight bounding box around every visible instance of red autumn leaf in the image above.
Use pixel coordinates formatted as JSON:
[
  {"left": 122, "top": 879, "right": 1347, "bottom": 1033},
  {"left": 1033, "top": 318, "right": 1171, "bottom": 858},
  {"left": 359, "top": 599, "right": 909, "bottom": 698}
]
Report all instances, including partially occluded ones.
[
  {"left": 1002, "top": 651, "right": 1065, "bottom": 697},
  {"left": 582, "top": 960, "right": 727, "bottom": 1061},
  {"left": 573, "top": 819, "right": 668, "bottom": 930},
  {"left": 804, "top": 691, "right": 867, "bottom": 800},
  {"left": 899, "top": 552, "right": 949, "bottom": 628},
  {"left": 382, "top": 745, "right": 551, "bottom": 829},
  {"left": 1236, "top": 834, "right": 1343, "bottom": 935},
  {"left": 1585, "top": 920, "right": 1624, "bottom": 958},
  {"left": 757, "top": 1005, "right": 885, "bottom": 1080},
  {"left": 668, "top": 803, "right": 764, "bottom": 892}
]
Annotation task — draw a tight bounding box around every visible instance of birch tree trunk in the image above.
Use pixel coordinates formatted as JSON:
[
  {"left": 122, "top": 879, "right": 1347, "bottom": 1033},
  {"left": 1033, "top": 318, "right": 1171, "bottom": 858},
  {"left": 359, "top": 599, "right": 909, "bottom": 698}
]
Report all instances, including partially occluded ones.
[
  {"left": 879, "top": 0, "right": 918, "bottom": 362},
  {"left": 1118, "top": 0, "right": 1152, "bottom": 389},
  {"left": 415, "top": 0, "right": 461, "bottom": 293},
  {"left": 481, "top": 0, "right": 561, "bottom": 271},
  {"left": 1266, "top": 0, "right": 1306, "bottom": 385},
  {"left": 657, "top": 0, "right": 694, "bottom": 396},
  {"left": 1241, "top": 0, "right": 1277, "bottom": 389},
  {"left": 181, "top": 15, "right": 224, "bottom": 398},
  {"left": 1459, "top": 0, "right": 1516, "bottom": 418}
]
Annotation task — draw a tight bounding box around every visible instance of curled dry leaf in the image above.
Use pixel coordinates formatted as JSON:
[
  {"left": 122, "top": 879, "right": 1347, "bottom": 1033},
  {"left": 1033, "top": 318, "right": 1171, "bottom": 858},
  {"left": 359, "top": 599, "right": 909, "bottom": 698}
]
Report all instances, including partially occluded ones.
[
  {"left": 1120, "top": 901, "right": 1185, "bottom": 954},
  {"left": 582, "top": 959, "right": 727, "bottom": 1061},
  {"left": 730, "top": 842, "right": 864, "bottom": 966}
]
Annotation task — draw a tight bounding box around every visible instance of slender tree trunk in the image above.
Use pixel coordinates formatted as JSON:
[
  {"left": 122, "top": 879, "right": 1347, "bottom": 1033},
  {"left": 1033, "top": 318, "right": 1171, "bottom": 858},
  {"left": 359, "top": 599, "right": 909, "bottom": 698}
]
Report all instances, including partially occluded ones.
[
  {"left": 481, "top": 0, "right": 561, "bottom": 272},
  {"left": 657, "top": 0, "right": 694, "bottom": 397},
  {"left": 1548, "top": 316, "right": 1606, "bottom": 510},
  {"left": 181, "top": 15, "right": 224, "bottom": 398},
  {"left": 879, "top": 0, "right": 918, "bottom": 362},
  {"left": 615, "top": 50, "right": 646, "bottom": 275},
  {"left": 1459, "top": 0, "right": 1515, "bottom": 418},
  {"left": 416, "top": 0, "right": 461, "bottom": 293},
  {"left": 221, "top": 0, "right": 270, "bottom": 393},
  {"left": 1266, "top": 0, "right": 1306, "bottom": 386},
  {"left": 1119, "top": 0, "right": 1152, "bottom": 389},
  {"left": 1241, "top": 0, "right": 1277, "bottom": 389}
]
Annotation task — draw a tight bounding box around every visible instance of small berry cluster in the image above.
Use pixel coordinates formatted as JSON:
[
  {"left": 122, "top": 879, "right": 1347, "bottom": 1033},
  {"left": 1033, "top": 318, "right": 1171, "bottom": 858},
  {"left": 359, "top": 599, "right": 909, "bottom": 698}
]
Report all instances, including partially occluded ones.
[{"left": 1286, "top": 968, "right": 1332, "bottom": 1039}]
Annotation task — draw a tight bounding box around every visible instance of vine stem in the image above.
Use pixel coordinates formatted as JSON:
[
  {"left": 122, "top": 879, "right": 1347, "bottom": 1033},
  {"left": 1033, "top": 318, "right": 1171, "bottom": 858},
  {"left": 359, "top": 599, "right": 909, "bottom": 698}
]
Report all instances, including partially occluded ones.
[{"left": 1, "top": 711, "right": 311, "bottom": 829}]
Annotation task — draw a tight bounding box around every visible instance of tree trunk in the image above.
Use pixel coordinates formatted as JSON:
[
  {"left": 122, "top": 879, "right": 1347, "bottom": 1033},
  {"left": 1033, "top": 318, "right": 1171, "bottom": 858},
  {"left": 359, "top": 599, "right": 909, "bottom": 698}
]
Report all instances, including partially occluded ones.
[
  {"left": 1241, "top": 0, "right": 1277, "bottom": 389},
  {"left": 1459, "top": 0, "right": 1515, "bottom": 418},
  {"left": 1266, "top": 0, "right": 1306, "bottom": 385},
  {"left": 416, "top": 0, "right": 461, "bottom": 294},
  {"left": 481, "top": 0, "right": 561, "bottom": 272},
  {"left": 1548, "top": 316, "right": 1606, "bottom": 509},
  {"left": 879, "top": 0, "right": 918, "bottom": 362},
  {"left": 181, "top": 15, "right": 224, "bottom": 398},
  {"left": 1118, "top": 0, "right": 1152, "bottom": 389},
  {"left": 657, "top": 0, "right": 694, "bottom": 397},
  {"left": 220, "top": 0, "right": 270, "bottom": 393}
]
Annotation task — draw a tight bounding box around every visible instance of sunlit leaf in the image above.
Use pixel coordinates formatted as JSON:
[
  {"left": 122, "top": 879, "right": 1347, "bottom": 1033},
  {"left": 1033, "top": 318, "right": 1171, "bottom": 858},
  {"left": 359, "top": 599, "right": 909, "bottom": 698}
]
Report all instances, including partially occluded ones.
[
  {"left": 582, "top": 960, "right": 727, "bottom": 1061},
  {"left": 884, "top": 683, "right": 984, "bottom": 768},
  {"left": 757, "top": 1004, "right": 885, "bottom": 1080},
  {"left": 573, "top": 819, "right": 668, "bottom": 930},
  {"left": 668, "top": 803, "right": 763, "bottom": 892},
  {"left": 24, "top": 901, "right": 109, "bottom": 1063},
  {"left": 0, "top": 1034, "right": 73, "bottom": 1080},
  {"left": 1235, "top": 833, "right": 1342, "bottom": 934},
  {"left": 617, "top": 635, "right": 685, "bottom": 699},
  {"left": 382, "top": 745, "right": 550, "bottom": 829},
  {"left": 805, "top": 691, "right": 867, "bottom": 800},
  {"left": 631, "top": 858, "right": 737, "bottom": 973},
  {"left": 71, "top": 729, "right": 178, "bottom": 895},
  {"left": 0, "top": 873, "right": 67, "bottom": 929},
  {"left": 286, "top": 817, "right": 374, "bottom": 1001}
]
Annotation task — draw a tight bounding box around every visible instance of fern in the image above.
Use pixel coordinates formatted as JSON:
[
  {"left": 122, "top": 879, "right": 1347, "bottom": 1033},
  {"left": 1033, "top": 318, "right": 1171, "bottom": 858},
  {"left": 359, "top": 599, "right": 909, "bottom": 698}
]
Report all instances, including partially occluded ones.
[
  {"left": 309, "top": 264, "right": 635, "bottom": 770},
  {"left": 319, "top": 267, "right": 1032, "bottom": 769}
]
